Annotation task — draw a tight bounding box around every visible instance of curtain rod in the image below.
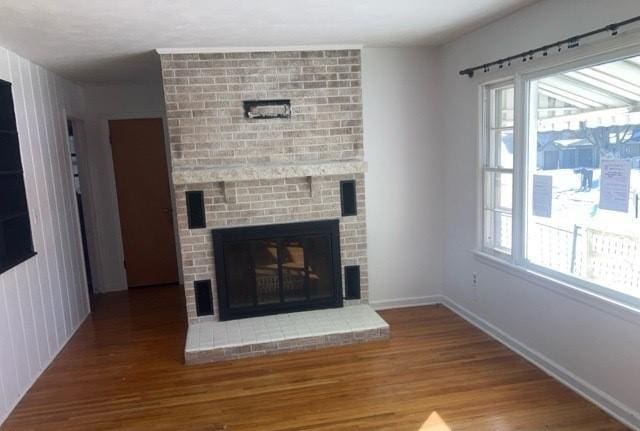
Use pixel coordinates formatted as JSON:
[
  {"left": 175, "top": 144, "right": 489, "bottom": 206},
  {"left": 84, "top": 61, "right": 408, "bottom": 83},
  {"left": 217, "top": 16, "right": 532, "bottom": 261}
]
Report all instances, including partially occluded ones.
[{"left": 459, "top": 15, "right": 640, "bottom": 78}]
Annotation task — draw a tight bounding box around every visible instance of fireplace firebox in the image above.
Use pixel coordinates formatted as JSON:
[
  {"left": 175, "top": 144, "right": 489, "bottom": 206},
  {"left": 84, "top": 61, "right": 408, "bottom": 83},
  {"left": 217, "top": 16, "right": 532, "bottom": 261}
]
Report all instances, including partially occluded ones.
[{"left": 213, "top": 220, "right": 343, "bottom": 321}]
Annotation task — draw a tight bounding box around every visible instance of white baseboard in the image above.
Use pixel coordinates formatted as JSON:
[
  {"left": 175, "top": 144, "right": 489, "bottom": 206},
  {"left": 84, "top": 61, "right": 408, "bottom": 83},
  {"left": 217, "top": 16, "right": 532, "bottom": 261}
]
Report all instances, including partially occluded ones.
[
  {"left": 99, "top": 283, "right": 127, "bottom": 293},
  {"left": 370, "top": 295, "right": 443, "bottom": 310},
  {"left": 0, "top": 310, "right": 90, "bottom": 427},
  {"left": 440, "top": 297, "right": 640, "bottom": 430}
]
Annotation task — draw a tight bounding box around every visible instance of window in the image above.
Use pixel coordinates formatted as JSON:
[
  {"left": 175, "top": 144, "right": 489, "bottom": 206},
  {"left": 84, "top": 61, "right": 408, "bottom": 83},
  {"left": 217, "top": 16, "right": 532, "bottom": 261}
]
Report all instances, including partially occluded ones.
[
  {"left": 526, "top": 55, "right": 640, "bottom": 303},
  {"left": 482, "top": 82, "right": 514, "bottom": 254},
  {"left": 0, "top": 79, "right": 35, "bottom": 274},
  {"left": 481, "top": 53, "right": 640, "bottom": 307}
]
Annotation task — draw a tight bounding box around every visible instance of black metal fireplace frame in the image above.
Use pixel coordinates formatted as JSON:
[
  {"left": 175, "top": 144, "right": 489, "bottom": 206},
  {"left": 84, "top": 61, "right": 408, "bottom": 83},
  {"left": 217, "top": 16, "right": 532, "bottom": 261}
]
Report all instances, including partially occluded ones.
[{"left": 212, "top": 220, "right": 343, "bottom": 321}]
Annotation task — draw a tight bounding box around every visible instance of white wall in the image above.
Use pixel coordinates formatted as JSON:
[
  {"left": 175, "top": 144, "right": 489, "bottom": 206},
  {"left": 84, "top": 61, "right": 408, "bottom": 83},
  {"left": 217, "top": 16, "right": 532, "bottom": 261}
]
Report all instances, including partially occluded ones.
[
  {"left": 362, "top": 47, "right": 445, "bottom": 308},
  {"left": 440, "top": 0, "right": 640, "bottom": 426},
  {"left": 0, "top": 46, "right": 90, "bottom": 425},
  {"left": 83, "top": 50, "right": 447, "bottom": 302},
  {"left": 81, "top": 83, "right": 166, "bottom": 293}
]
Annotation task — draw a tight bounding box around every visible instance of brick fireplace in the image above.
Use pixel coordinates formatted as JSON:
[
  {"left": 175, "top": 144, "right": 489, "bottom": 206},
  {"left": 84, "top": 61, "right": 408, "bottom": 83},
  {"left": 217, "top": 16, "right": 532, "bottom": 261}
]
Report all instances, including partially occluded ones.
[
  {"left": 159, "top": 49, "right": 389, "bottom": 363},
  {"left": 158, "top": 48, "right": 387, "bottom": 362}
]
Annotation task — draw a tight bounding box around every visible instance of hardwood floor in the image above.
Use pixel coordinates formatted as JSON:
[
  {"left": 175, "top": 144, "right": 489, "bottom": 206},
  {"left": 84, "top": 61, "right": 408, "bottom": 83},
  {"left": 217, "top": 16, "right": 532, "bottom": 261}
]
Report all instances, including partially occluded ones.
[{"left": 1, "top": 286, "right": 628, "bottom": 430}]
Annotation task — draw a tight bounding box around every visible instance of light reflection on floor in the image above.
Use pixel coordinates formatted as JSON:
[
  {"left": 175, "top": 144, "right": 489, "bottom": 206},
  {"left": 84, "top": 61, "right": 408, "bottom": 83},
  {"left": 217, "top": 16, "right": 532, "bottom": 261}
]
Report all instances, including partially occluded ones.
[{"left": 419, "top": 412, "right": 451, "bottom": 431}]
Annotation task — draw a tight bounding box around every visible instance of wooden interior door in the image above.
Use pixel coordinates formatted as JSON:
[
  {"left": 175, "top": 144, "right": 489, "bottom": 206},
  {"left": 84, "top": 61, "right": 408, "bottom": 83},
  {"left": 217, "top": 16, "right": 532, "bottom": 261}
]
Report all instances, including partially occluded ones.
[{"left": 109, "top": 118, "right": 178, "bottom": 287}]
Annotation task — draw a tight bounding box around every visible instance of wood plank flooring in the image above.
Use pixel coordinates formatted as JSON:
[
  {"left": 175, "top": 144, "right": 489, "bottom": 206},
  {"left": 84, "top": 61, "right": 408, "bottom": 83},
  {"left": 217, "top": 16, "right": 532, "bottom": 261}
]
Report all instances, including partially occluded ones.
[{"left": 1, "top": 286, "right": 628, "bottom": 430}]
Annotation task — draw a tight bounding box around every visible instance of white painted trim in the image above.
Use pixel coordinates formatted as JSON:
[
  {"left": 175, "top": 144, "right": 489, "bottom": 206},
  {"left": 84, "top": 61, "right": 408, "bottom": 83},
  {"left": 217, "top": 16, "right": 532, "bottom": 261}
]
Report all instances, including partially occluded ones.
[
  {"left": 439, "top": 296, "right": 640, "bottom": 430},
  {"left": 156, "top": 44, "right": 363, "bottom": 55},
  {"left": 473, "top": 249, "right": 640, "bottom": 327},
  {"left": 63, "top": 116, "right": 92, "bottom": 312},
  {"left": 479, "top": 80, "right": 515, "bottom": 254},
  {"left": 473, "top": 250, "right": 640, "bottom": 326},
  {"left": 100, "top": 282, "right": 129, "bottom": 293},
  {"left": 71, "top": 117, "right": 105, "bottom": 295},
  {"left": 0, "top": 309, "right": 90, "bottom": 426},
  {"left": 370, "top": 295, "right": 443, "bottom": 310}
]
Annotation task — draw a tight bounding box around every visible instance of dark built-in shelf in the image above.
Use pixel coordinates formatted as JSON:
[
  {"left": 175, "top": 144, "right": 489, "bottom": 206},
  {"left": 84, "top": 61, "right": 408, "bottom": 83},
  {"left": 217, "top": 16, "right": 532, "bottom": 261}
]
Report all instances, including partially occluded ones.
[
  {"left": 1, "top": 78, "right": 35, "bottom": 275},
  {"left": 0, "top": 210, "right": 28, "bottom": 223},
  {"left": 0, "top": 170, "right": 22, "bottom": 176},
  {"left": 0, "top": 251, "right": 37, "bottom": 275}
]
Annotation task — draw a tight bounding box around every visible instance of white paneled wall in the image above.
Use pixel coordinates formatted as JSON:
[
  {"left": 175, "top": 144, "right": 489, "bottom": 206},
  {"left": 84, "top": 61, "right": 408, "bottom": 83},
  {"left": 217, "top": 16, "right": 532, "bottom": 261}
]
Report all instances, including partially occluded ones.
[{"left": 0, "top": 46, "right": 90, "bottom": 425}]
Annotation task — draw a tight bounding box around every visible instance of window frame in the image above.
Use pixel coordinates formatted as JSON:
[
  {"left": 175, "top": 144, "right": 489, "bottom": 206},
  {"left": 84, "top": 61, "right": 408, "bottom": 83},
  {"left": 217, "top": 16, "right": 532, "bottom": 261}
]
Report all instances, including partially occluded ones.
[
  {"left": 480, "top": 80, "right": 515, "bottom": 258},
  {"left": 478, "top": 35, "right": 640, "bottom": 313}
]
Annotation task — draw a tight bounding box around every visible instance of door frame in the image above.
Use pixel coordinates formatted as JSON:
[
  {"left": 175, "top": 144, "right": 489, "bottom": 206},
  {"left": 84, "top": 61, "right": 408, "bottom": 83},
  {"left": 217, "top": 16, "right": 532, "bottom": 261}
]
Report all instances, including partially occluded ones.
[
  {"left": 90, "top": 111, "right": 183, "bottom": 291},
  {"left": 60, "top": 113, "right": 93, "bottom": 311}
]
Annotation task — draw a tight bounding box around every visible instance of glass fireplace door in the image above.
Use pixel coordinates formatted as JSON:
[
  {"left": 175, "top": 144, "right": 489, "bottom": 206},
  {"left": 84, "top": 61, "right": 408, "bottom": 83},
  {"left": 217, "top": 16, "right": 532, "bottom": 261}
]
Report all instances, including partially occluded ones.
[
  {"left": 213, "top": 220, "right": 342, "bottom": 320},
  {"left": 281, "top": 238, "right": 308, "bottom": 303},
  {"left": 254, "top": 240, "right": 280, "bottom": 305}
]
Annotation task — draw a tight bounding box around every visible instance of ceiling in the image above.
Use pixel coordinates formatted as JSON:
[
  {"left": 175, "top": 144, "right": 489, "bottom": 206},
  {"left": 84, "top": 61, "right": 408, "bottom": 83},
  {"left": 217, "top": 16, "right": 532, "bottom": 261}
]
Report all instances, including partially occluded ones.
[{"left": 0, "top": 0, "right": 538, "bottom": 84}]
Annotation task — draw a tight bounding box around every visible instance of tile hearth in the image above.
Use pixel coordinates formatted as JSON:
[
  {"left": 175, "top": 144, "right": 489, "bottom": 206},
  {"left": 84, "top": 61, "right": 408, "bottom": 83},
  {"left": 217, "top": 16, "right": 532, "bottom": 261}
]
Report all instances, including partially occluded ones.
[{"left": 184, "top": 305, "right": 389, "bottom": 364}]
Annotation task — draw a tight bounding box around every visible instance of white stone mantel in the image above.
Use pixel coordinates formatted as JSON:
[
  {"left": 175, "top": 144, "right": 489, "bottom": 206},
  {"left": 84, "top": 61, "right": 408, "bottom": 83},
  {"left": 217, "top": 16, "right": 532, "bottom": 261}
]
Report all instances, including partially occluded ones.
[{"left": 172, "top": 160, "right": 368, "bottom": 185}]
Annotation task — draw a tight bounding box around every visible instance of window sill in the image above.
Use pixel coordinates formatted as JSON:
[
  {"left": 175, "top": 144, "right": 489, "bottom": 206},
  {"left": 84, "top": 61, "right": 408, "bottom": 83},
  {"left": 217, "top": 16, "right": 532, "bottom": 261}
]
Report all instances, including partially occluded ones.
[{"left": 473, "top": 250, "right": 640, "bottom": 327}]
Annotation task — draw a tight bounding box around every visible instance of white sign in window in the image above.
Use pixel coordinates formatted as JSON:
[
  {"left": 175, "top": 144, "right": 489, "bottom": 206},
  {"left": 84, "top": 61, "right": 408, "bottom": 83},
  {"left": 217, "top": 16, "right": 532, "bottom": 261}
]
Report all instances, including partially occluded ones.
[
  {"left": 599, "top": 160, "right": 631, "bottom": 213},
  {"left": 532, "top": 175, "right": 553, "bottom": 218}
]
